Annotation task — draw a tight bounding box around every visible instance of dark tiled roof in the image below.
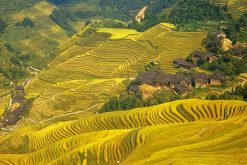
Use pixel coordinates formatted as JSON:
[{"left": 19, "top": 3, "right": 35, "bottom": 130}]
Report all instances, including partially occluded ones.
[
  {"left": 135, "top": 71, "right": 156, "bottom": 84},
  {"left": 129, "top": 84, "right": 139, "bottom": 92},
  {"left": 191, "top": 51, "right": 205, "bottom": 58},
  {"left": 172, "top": 73, "right": 184, "bottom": 83},
  {"left": 3, "top": 110, "right": 22, "bottom": 125},
  {"left": 154, "top": 72, "right": 170, "bottom": 83},
  {"left": 155, "top": 72, "right": 184, "bottom": 84},
  {"left": 211, "top": 70, "right": 226, "bottom": 80},
  {"left": 195, "top": 73, "right": 209, "bottom": 82},
  {"left": 173, "top": 58, "right": 195, "bottom": 68},
  {"left": 183, "top": 77, "right": 193, "bottom": 84},
  {"left": 15, "top": 86, "right": 24, "bottom": 91},
  {"left": 206, "top": 51, "right": 216, "bottom": 57},
  {"left": 175, "top": 84, "right": 191, "bottom": 92},
  {"left": 135, "top": 71, "right": 193, "bottom": 86},
  {"left": 232, "top": 48, "right": 244, "bottom": 55}
]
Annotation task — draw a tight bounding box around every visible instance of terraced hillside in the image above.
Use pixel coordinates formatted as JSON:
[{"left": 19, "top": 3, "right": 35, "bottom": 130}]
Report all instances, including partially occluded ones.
[
  {"left": 0, "top": 1, "right": 246, "bottom": 164},
  {"left": 0, "top": 95, "right": 10, "bottom": 116},
  {"left": 0, "top": 74, "right": 11, "bottom": 96},
  {"left": 0, "top": 1, "right": 68, "bottom": 68},
  {"left": 214, "top": 0, "right": 247, "bottom": 18},
  {"left": 0, "top": 99, "right": 247, "bottom": 164},
  {"left": 18, "top": 24, "right": 207, "bottom": 127}
]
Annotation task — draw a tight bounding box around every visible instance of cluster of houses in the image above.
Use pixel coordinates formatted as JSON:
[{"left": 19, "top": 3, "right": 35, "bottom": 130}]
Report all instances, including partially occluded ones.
[
  {"left": 0, "top": 86, "right": 27, "bottom": 126},
  {"left": 173, "top": 51, "right": 218, "bottom": 70},
  {"left": 129, "top": 39, "right": 245, "bottom": 98},
  {"left": 129, "top": 70, "right": 226, "bottom": 97},
  {"left": 173, "top": 48, "right": 245, "bottom": 70}
]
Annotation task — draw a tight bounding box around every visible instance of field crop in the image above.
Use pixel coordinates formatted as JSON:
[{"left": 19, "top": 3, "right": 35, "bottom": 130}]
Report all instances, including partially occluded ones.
[
  {"left": 0, "top": 1, "right": 69, "bottom": 69},
  {"left": 0, "top": 95, "right": 10, "bottom": 116},
  {"left": 18, "top": 24, "right": 207, "bottom": 127},
  {"left": 0, "top": 99, "right": 246, "bottom": 164},
  {"left": 214, "top": 0, "right": 247, "bottom": 18},
  {"left": 0, "top": 1, "right": 246, "bottom": 163},
  {"left": 96, "top": 28, "right": 140, "bottom": 39}
]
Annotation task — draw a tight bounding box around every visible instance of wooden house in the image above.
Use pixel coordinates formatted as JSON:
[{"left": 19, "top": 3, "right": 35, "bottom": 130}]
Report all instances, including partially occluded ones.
[
  {"left": 174, "top": 84, "right": 192, "bottom": 97},
  {"left": 128, "top": 84, "right": 140, "bottom": 94},
  {"left": 206, "top": 52, "right": 217, "bottom": 63},
  {"left": 191, "top": 51, "right": 205, "bottom": 59},
  {"left": 232, "top": 48, "right": 244, "bottom": 59},
  {"left": 194, "top": 73, "right": 209, "bottom": 88},
  {"left": 173, "top": 58, "right": 195, "bottom": 70},
  {"left": 210, "top": 70, "right": 226, "bottom": 86},
  {"left": 180, "top": 77, "right": 193, "bottom": 89}
]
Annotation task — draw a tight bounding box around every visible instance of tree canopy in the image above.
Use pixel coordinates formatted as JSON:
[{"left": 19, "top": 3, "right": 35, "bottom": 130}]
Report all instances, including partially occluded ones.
[
  {"left": 0, "top": 19, "right": 7, "bottom": 33},
  {"left": 169, "top": 0, "right": 230, "bottom": 24},
  {"left": 49, "top": 9, "right": 76, "bottom": 36},
  {"left": 16, "top": 17, "right": 34, "bottom": 27}
]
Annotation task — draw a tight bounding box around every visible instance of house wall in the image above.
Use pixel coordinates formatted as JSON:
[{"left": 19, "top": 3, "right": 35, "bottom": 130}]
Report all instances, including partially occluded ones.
[
  {"left": 210, "top": 79, "right": 222, "bottom": 86},
  {"left": 195, "top": 81, "right": 209, "bottom": 88}
]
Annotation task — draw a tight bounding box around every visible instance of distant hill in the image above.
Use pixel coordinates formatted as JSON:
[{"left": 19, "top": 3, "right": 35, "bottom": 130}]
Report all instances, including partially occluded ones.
[{"left": 0, "top": 1, "right": 68, "bottom": 58}]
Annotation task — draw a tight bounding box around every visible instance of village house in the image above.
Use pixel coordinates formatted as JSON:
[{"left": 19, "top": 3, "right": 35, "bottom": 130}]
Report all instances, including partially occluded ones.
[
  {"left": 154, "top": 71, "right": 170, "bottom": 88},
  {"left": 232, "top": 47, "right": 244, "bottom": 59},
  {"left": 130, "top": 69, "right": 228, "bottom": 96},
  {"left": 15, "top": 86, "right": 25, "bottom": 95},
  {"left": 206, "top": 52, "right": 217, "bottom": 63},
  {"left": 128, "top": 84, "right": 139, "bottom": 94},
  {"left": 15, "top": 86, "right": 24, "bottom": 92},
  {"left": 154, "top": 72, "right": 185, "bottom": 89},
  {"left": 139, "top": 84, "right": 161, "bottom": 100},
  {"left": 130, "top": 70, "right": 198, "bottom": 97},
  {"left": 173, "top": 58, "right": 195, "bottom": 70},
  {"left": 215, "top": 31, "right": 227, "bottom": 38},
  {"left": 191, "top": 51, "right": 205, "bottom": 59},
  {"left": 209, "top": 70, "right": 226, "bottom": 86},
  {"left": 180, "top": 77, "right": 193, "bottom": 89},
  {"left": 174, "top": 84, "right": 192, "bottom": 96},
  {"left": 135, "top": 71, "right": 156, "bottom": 85},
  {"left": 168, "top": 74, "right": 184, "bottom": 89},
  {"left": 194, "top": 73, "right": 209, "bottom": 88}
]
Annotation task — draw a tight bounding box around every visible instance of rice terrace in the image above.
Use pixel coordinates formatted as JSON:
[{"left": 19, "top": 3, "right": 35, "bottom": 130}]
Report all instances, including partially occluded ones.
[{"left": 0, "top": 0, "right": 247, "bottom": 165}]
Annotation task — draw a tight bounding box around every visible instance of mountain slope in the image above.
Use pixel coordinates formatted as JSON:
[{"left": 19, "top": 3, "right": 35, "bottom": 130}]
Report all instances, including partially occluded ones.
[
  {"left": 0, "top": 99, "right": 246, "bottom": 164},
  {"left": 214, "top": 0, "right": 247, "bottom": 18},
  {"left": 1, "top": 1, "right": 68, "bottom": 68},
  {"left": 15, "top": 24, "right": 207, "bottom": 128},
  {"left": 0, "top": 1, "right": 246, "bottom": 164}
]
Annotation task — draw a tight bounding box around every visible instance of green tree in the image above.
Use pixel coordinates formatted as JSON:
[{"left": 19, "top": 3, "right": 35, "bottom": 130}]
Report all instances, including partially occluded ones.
[
  {"left": 49, "top": 9, "right": 76, "bottom": 36},
  {"left": 22, "top": 17, "right": 34, "bottom": 27},
  {"left": 203, "top": 30, "right": 223, "bottom": 54},
  {"left": 148, "top": 99, "right": 159, "bottom": 106},
  {"left": 222, "top": 4, "right": 228, "bottom": 12},
  {"left": 169, "top": 0, "right": 229, "bottom": 24},
  {"left": 0, "top": 19, "right": 7, "bottom": 33}
]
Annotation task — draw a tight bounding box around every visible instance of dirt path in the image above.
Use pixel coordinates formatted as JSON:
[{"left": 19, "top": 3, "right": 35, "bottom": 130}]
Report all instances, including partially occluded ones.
[
  {"left": 22, "top": 66, "right": 41, "bottom": 87},
  {"left": 40, "top": 104, "right": 100, "bottom": 123},
  {"left": 6, "top": 95, "right": 12, "bottom": 111},
  {"left": 135, "top": 6, "right": 148, "bottom": 23}
]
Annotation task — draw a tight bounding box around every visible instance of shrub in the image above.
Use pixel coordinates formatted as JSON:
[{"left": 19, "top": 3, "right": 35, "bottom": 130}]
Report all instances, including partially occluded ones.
[
  {"left": 0, "top": 19, "right": 7, "bottom": 33},
  {"left": 16, "top": 17, "right": 34, "bottom": 27}
]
